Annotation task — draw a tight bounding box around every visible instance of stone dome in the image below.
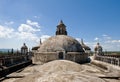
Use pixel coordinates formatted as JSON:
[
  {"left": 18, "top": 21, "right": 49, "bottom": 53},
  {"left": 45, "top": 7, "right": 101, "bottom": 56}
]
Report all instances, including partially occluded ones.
[
  {"left": 38, "top": 35, "right": 84, "bottom": 52},
  {"left": 21, "top": 43, "right": 28, "bottom": 49},
  {"left": 94, "top": 43, "right": 102, "bottom": 52}
]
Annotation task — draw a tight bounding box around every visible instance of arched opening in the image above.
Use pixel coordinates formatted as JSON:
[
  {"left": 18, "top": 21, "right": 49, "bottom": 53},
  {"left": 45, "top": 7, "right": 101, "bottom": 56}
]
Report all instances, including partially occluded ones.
[{"left": 58, "top": 52, "right": 64, "bottom": 59}]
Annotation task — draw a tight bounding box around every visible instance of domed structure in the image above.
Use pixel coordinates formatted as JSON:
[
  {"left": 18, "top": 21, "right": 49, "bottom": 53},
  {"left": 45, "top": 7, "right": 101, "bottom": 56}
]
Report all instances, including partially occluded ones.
[
  {"left": 94, "top": 43, "right": 103, "bottom": 55},
  {"left": 21, "top": 43, "right": 28, "bottom": 54},
  {"left": 21, "top": 43, "right": 28, "bottom": 49},
  {"left": 33, "top": 20, "right": 90, "bottom": 64},
  {"left": 38, "top": 35, "right": 84, "bottom": 52}
]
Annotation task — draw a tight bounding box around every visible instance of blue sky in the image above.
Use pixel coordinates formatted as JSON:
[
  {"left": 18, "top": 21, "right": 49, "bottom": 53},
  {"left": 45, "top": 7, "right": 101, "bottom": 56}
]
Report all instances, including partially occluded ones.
[{"left": 0, "top": 0, "right": 120, "bottom": 51}]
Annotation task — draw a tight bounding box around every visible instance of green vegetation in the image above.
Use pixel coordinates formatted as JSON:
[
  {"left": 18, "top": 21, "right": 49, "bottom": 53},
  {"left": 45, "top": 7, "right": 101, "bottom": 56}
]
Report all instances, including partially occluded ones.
[
  {"left": 0, "top": 51, "right": 8, "bottom": 56},
  {"left": 89, "top": 51, "right": 120, "bottom": 56},
  {"left": 104, "top": 51, "right": 120, "bottom": 55},
  {"left": 0, "top": 49, "right": 16, "bottom": 56}
]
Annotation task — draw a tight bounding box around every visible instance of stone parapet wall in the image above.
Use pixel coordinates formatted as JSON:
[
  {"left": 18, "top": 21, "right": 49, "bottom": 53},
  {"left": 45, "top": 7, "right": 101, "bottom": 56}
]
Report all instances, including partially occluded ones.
[
  {"left": 0, "top": 55, "right": 30, "bottom": 67},
  {"left": 94, "top": 54, "right": 120, "bottom": 67},
  {"left": 33, "top": 52, "right": 58, "bottom": 64},
  {"left": 66, "top": 52, "right": 88, "bottom": 63},
  {"left": 33, "top": 52, "right": 89, "bottom": 64}
]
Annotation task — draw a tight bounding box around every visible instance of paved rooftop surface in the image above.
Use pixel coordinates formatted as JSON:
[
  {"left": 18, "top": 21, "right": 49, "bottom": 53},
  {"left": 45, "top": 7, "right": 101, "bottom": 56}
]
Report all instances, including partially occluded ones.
[{"left": 2, "top": 59, "right": 120, "bottom": 82}]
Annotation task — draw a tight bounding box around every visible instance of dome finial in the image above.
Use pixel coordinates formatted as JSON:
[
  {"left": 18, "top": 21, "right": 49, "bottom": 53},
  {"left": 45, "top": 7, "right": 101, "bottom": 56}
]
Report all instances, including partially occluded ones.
[
  {"left": 24, "top": 43, "right": 26, "bottom": 46},
  {"left": 59, "top": 20, "right": 64, "bottom": 25},
  {"left": 97, "top": 42, "right": 100, "bottom": 45},
  {"left": 56, "top": 20, "right": 67, "bottom": 35}
]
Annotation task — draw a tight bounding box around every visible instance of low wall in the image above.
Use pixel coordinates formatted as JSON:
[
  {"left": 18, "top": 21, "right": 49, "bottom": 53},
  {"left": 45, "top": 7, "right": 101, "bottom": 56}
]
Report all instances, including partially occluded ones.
[
  {"left": 66, "top": 52, "right": 89, "bottom": 63},
  {"left": 33, "top": 52, "right": 58, "bottom": 64},
  {"left": 33, "top": 52, "right": 89, "bottom": 64},
  {"left": 0, "top": 60, "right": 32, "bottom": 78},
  {"left": 94, "top": 54, "right": 120, "bottom": 67},
  {"left": 0, "top": 55, "right": 30, "bottom": 67}
]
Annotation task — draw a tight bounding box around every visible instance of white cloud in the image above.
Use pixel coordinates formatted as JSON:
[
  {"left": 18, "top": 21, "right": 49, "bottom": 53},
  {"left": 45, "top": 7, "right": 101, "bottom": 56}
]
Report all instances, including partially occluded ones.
[
  {"left": 16, "top": 32, "right": 39, "bottom": 41},
  {"left": 94, "top": 37, "right": 99, "bottom": 41},
  {"left": 18, "top": 24, "right": 40, "bottom": 33},
  {"left": 105, "top": 37, "right": 111, "bottom": 40},
  {"left": 1, "top": 20, "right": 120, "bottom": 51},
  {"left": 76, "top": 38, "right": 81, "bottom": 42},
  {"left": 40, "top": 35, "right": 51, "bottom": 42},
  {"left": 16, "top": 20, "right": 41, "bottom": 42},
  {"left": 0, "top": 25, "right": 14, "bottom": 38},
  {"left": 102, "top": 42, "right": 120, "bottom": 51},
  {"left": 102, "top": 34, "right": 120, "bottom": 44},
  {"left": 26, "top": 20, "right": 40, "bottom": 28},
  {"left": 34, "top": 16, "right": 40, "bottom": 19},
  {"left": 107, "top": 40, "right": 120, "bottom": 43},
  {"left": 102, "top": 34, "right": 108, "bottom": 37},
  {"left": 0, "top": 19, "right": 48, "bottom": 49},
  {"left": 77, "top": 34, "right": 120, "bottom": 51},
  {"left": 102, "top": 34, "right": 111, "bottom": 40},
  {"left": 5, "top": 21, "right": 14, "bottom": 25},
  {"left": 111, "top": 40, "right": 120, "bottom": 43},
  {"left": 92, "top": 34, "right": 120, "bottom": 51},
  {"left": 0, "top": 20, "right": 41, "bottom": 43},
  {"left": 18, "top": 20, "right": 40, "bottom": 33}
]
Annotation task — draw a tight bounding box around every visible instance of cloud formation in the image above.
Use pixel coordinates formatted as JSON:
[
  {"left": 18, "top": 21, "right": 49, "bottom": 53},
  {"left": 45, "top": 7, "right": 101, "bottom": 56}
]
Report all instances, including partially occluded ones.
[
  {"left": 0, "top": 19, "right": 51, "bottom": 48},
  {"left": 93, "top": 34, "right": 120, "bottom": 51},
  {"left": 0, "top": 20, "right": 41, "bottom": 42},
  {"left": 26, "top": 20, "right": 40, "bottom": 28},
  {"left": 18, "top": 24, "right": 39, "bottom": 33},
  {"left": 5, "top": 21, "right": 14, "bottom": 25},
  {"left": 0, "top": 20, "right": 120, "bottom": 51},
  {"left": 0, "top": 25, "right": 14, "bottom": 38},
  {"left": 76, "top": 34, "right": 120, "bottom": 51},
  {"left": 40, "top": 35, "right": 51, "bottom": 42},
  {"left": 0, "top": 19, "right": 52, "bottom": 49},
  {"left": 16, "top": 19, "right": 41, "bottom": 42},
  {"left": 18, "top": 20, "right": 40, "bottom": 33},
  {"left": 94, "top": 37, "right": 99, "bottom": 41}
]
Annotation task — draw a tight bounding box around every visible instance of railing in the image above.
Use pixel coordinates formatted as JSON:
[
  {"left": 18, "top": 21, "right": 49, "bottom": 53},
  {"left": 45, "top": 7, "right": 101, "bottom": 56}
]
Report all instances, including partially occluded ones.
[
  {"left": 94, "top": 54, "right": 120, "bottom": 67},
  {"left": 0, "top": 54, "right": 32, "bottom": 69}
]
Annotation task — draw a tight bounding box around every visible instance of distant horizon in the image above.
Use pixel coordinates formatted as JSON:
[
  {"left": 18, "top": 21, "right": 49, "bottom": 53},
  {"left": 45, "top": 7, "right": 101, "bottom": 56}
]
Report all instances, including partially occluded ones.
[
  {"left": 0, "top": 0, "right": 120, "bottom": 51},
  {"left": 0, "top": 49, "right": 120, "bottom": 52}
]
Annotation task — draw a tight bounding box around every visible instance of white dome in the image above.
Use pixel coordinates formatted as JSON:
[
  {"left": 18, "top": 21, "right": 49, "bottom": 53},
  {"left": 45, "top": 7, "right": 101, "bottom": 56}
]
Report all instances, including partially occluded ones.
[{"left": 38, "top": 35, "right": 84, "bottom": 52}]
